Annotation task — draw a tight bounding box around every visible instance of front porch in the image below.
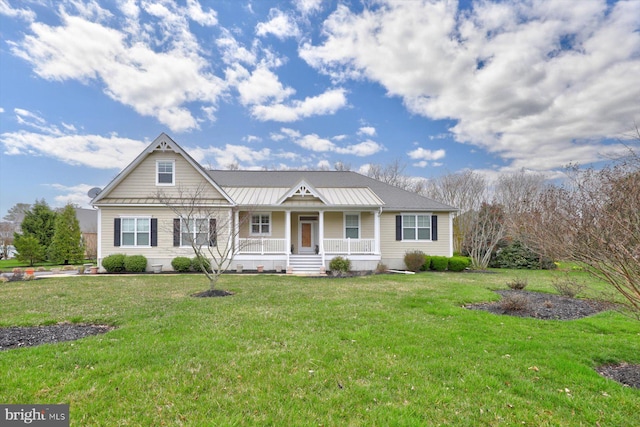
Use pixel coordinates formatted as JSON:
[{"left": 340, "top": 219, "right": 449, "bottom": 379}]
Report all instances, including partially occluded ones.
[{"left": 234, "top": 209, "right": 382, "bottom": 273}]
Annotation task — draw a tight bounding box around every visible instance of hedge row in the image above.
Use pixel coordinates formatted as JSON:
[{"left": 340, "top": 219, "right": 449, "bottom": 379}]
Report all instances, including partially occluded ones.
[
  {"left": 171, "top": 256, "right": 212, "bottom": 273},
  {"left": 102, "top": 254, "right": 147, "bottom": 273},
  {"left": 404, "top": 250, "right": 471, "bottom": 272}
]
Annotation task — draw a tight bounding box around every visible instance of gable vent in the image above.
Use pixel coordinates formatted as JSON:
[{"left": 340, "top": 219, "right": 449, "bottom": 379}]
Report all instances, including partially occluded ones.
[{"left": 154, "top": 140, "right": 173, "bottom": 152}]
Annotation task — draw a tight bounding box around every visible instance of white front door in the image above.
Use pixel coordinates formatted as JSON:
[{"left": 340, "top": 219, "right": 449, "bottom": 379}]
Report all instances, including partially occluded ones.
[{"left": 299, "top": 221, "right": 316, "bottom": 253}]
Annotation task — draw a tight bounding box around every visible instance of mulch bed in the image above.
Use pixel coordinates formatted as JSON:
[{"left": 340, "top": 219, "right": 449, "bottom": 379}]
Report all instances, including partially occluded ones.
[
  {"left": 191, "top": 289, "right": 235, "bottom": 297},
  {"left": 466, "top": 290, "right": 639, "bottom": 389},
  {"left": 0, "top": 323, "right": 114, "bottom": 351}
]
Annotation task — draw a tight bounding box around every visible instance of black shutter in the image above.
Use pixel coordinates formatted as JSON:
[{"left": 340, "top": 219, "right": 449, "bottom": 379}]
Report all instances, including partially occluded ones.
[
  {"left": 395, "top": 215, "right": 402, "bottom": 241},
  {"left": 173, "top": 218, "right": 181, "bottom": 247},
  {"left": 114, "top": 218, "right": 121, "bottom": 247},
  {"left": 209, "top": 218, "right": 217, "bottom": 247},
  {"left": 431, "top": 215, "right": 438, "bottom": 241},
  {"left": 151, "top": 218, "right": 158, "bottom": 247}
]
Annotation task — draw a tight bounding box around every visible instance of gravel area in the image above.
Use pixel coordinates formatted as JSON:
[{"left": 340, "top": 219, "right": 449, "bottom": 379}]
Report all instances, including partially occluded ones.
[
  {"left": 466, "top": 290, "right": 639, "bottom": 389},
  {"left": 0, "top": 323, "right": 114, "bottom": 350}
]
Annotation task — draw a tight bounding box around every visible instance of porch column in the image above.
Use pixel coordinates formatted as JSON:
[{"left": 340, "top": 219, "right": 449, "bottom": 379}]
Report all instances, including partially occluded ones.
[
  {"left": 285, "top": 210, "right": 291, "bottom": 266},
  {"left": 319, "top": 210, "right": 325, "bottom": 265},
  {"left": 374, "top": 209, "right": 381, "bottom": 255},
  {"left": 234, "top": 209, "right": 240, "bottom": 255}
]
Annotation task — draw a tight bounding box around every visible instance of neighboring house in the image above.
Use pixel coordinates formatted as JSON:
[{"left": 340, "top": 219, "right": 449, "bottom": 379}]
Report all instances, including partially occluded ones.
[
  {"left": 91, "top": 133, "right": 458, "bottom": 273},
  {"left": 74, "top": 208, "right": 98, "bottom": 259}
]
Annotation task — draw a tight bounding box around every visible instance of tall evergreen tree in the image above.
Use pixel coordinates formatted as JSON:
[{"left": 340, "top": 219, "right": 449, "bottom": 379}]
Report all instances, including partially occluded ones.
[
  {"left": 19, "top": 199, "right": 57, "bottom": 253},
  {"left": 49, "top": 204, "right": 84, "bottom": 265}
]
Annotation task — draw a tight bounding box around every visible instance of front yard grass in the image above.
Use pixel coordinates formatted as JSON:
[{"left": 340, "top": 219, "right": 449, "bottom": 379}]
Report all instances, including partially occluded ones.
[{"left": 0, "top": 270, "right": 638, "bottom": 426}]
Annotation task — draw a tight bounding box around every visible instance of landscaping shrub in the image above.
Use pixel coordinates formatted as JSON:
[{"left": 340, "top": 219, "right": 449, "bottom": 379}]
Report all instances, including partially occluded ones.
[
  {"left": 191, "top": 256, "right": 212, "bottom": 273},
  {"left": 500, "top": 293, "right": 529, "bottom": 311},
  {"left": 490, "top": 240, "right": 556, "bottom": 270},
  {"left": 375, "top": 262, "right": 388, "bottom": 274},
  {"left": 329, "top": 256, "right": 351, "bottom": 273},
  {"left": 506, "top": 276, "right": 528, "bottom": 290},
  {"left": 102, "top": 254, "right": 126, "bottom": 273},
  {"left": 421, "top": 255, "right": 432, "bottom": 271},
  {"left": 430, "top": 256, "right": 448, "bottom": 271},
  {"left": 404, "top": 250, "right": 425, "bottom": 272},
  {"left": 551, "top": 273, "right": 586, "bottom": 298},
  {"left": 448, "top": 256, "right": 471, "bottom": 272},
  {"left": 124, "top": 255, "right": 147, "bottom": 273},
  {"left": 171, "top": 256, "right": 192, "bottom": 273}
]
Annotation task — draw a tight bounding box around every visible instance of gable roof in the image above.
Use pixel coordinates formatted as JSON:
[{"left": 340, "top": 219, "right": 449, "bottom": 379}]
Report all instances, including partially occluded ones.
[
  {"left": 208, "top": 170, "right": 457, "bottom": 211},
  {"left": 91, "top": 133, "right": 234, "bottom": 205}
]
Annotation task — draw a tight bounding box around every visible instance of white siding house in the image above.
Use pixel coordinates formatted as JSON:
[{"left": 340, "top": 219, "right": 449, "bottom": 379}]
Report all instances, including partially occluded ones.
[{"left": 92, "top": 133, "right": 458, "bottom": 273}]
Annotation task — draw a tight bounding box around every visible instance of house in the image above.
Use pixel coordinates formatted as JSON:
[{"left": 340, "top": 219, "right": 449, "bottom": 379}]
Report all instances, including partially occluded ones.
[{"left": 91, "top": 133, "right": 458, "bottom": 273}]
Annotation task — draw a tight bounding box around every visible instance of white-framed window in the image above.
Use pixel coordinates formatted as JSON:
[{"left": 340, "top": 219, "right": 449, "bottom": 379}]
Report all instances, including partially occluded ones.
[
  {"left": 344, "top": 213, "right": 360, "bottom": 239},
  {"left": 181, "top": 218, "right": 209, "bottom": 246},
  {"left": 121, "top": 217, "right": 151, "bottom": 246},
  {"left": 250, "top": 213, "right": 271, "bottom": 235},
  {"left": 402, "top": 214, "right": 431, "bottom": 241},
  {"left": 156, "top": 160, "right": 175, "bottom": 185}
]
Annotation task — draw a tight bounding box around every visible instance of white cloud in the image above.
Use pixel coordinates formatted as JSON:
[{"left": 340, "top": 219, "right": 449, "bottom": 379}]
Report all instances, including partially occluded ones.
[
  {"left": 357, "top": 126, "right": 376, "bottom": 136},
  {"left": 237, "top": 66, "right": 296, "bottom": 106},
  {"left": 408, "top": 147, "right": 446, "bottom": 162},
  {"left": 9, "top": 1, "right": 226, "bottom": 133},
  {"left": 251, "top": 88, "right": 347, "bottom": 122},
  {"left": 0, "top": 0, "right": 36, "bottom": 21},
  {"left": 49, "top": 183, "right": 98, "bottom": 209},
  {"left": 244, "top": 135, "right": 262, "bottom": 143},
  {"left": 278, "top": 127, "right": 384, "bottom": 157},
  {"left": 256, "top": 8, "right": 300, "bottom": 39},
  {"left": 301, "top": 0, "right": 640, "bottom": 171},
  {"left": 186, "top": 0, "right": 218, "bottom": 26},
  {"left": 296, "top": 0, "right": 323, "bottom": 16},
  {"left": 192, "top": 144, "right": 272, "bottom": 168},
  {"left": 1, "top": 129, "right": 146, "bottom": 169}
]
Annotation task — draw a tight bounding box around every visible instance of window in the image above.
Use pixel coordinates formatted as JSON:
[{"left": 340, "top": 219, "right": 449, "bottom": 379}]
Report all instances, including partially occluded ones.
[
  {"left": 345, "top": 214, "right": 360, "bottom": 239},
  {"left": 250, "top": 214, "right": 270, "bottom": 235},
  {"left": 402, "top": 214, "right": 431, "bottom": 241},
  {"left": 157, "top": 160, "right": 174, "bottom": 185},
  {"left": 181, "top": 218, "right": 209, "bottom": 246},
  {"left": 121, "top": 218, "right": 150, "bottom": 246}
]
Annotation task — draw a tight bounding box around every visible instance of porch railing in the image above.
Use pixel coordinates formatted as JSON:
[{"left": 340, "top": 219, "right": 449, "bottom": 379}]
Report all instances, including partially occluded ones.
[
  {"left": 239, "top": 238, "right": 287, "bottom": 254},
  {"left": 323, "top": 238, "right": 375, "bottom": 255}
]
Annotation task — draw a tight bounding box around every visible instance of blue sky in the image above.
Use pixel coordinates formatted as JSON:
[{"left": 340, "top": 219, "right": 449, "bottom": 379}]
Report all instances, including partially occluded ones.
[{"left": 1, "top": 0, "right": 638, "bottom": 218}]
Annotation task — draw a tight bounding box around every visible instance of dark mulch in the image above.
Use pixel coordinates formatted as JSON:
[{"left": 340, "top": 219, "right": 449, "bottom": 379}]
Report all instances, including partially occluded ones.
[
  {"left": 465, "top": 289, "right": 613, "bottom": 320},
  {"left": 596, "top": 363, "right": 640, "bottom": 389},
  {"left": 0, "top": 323, "right": 114, "bottom": 351},
  {"left": 466, "top": 290, "right": 639, "bottom": 389},
  {"left": 191, "top": 289, "right": 235, "bottom": 298}
]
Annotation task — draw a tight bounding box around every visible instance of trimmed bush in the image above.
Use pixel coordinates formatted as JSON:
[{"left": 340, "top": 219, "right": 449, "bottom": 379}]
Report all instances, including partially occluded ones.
[
  {"left": 506, "top": 276, "right": 528, "bottom": 290},
  {"left": 421, "top": 255, "right": 432, "bottom": 271},
  {"left": 124, "top": 255, "right": 147, "bottom": 273},
  {"left": 329, "top": 256, "right": 351, "bottom": 273},
  {"left": 448, "top": 256, "right": 471, "bottom": 272},
  {"left": 431, "top": 256, "right": 448, "bottom": 271},
  {"left": 102, "top": 254, "right": 126, "bottom": 273},
  {"left": 491, "top": 240, "right": 556, "bottom": 270},
  {"left": 404, "top": 250, "right": 425, "bottom": 272},
  {"left": 191, "top": 256, "right": 212, "bottom": 273},
  {"left": 171, "top": 256, "right": 192, "bottom": 273}
]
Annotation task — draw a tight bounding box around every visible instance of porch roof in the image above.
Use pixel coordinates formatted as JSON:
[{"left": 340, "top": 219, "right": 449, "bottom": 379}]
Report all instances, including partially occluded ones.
[{"left": 224, "top": 186, "right": 383, "bottom": 207}]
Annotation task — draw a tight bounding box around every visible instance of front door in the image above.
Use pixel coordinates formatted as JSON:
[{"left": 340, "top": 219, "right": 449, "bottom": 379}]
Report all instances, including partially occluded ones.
[{"left": 299, "top": 221, "right": 316, "bottom": 253}]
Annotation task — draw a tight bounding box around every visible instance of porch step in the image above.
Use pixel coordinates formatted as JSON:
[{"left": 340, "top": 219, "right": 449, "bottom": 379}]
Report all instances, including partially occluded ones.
[{"left": 289, "top": 255, "right": 324, "bottom": 275}]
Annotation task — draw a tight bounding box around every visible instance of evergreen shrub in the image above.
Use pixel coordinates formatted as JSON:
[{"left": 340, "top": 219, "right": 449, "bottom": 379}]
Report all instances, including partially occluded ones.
[
  {"left": 171, "top": 256, "right": 192, "bottom": 273},
  {"left": 102, "top": 254, "right": 126, "bottom": 273},
  {"left": 124, "top": 255, "right": 147, "bottom": 272}
]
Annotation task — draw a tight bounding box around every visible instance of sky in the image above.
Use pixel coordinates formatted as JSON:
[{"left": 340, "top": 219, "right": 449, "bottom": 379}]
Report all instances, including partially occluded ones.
[{"left": 1, "top": 0, "right": 639, "bottom": 218}]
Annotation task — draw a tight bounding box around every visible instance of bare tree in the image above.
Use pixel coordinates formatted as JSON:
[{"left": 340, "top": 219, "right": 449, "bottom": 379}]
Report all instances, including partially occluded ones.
[
  {"left": 465, "top": 202, "right": 508, "bottom": 269},
  {"left": 156, "top": 183, "right": 249, "bottom": 293},
  {"left": 523, "top": 151, "right": 640, "bottom": 318},
  {"left": 422, "top": 170, "right": 488, "bottom": 253}
]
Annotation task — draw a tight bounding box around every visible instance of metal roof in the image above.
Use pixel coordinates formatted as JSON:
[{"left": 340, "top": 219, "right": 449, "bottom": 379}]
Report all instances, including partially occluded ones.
[
  {"left": 224, "top": 186, "right": 383, "bottom": 207},
  {"left": 208, "top": 170, "right": 457, "bottom": 211}
]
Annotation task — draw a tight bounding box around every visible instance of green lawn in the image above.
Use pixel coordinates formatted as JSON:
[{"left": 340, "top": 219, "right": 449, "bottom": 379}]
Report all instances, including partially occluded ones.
[{"left": 1, "top": 270, "right": 638, "bottom": 426}]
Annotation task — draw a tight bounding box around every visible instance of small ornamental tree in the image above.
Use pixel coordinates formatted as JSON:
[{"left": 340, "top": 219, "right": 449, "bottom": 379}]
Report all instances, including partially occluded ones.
[
  {"left": 13, "top": 234, "right": 45, "bottom": 266},
  {"left": 49, "top": 204, "right": 84, "bottom": 265}
]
